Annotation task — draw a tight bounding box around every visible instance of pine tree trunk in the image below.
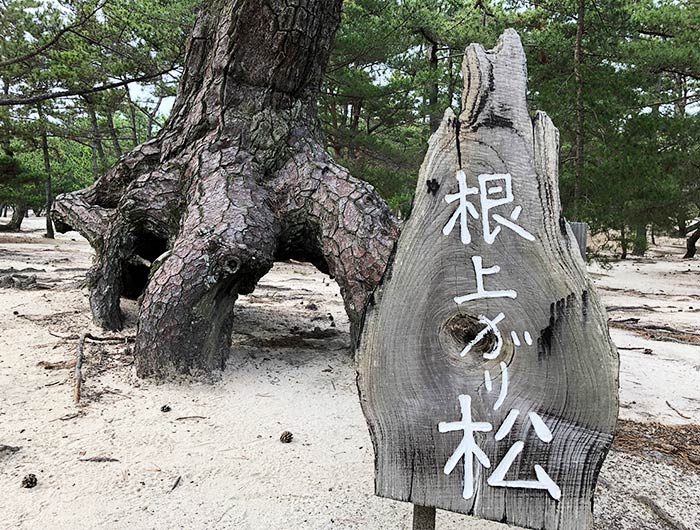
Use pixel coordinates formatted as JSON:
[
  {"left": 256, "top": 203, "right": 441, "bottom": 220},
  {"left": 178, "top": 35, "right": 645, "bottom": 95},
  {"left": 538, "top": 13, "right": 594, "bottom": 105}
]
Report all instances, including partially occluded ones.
[
  {"left": 38, "top": 104, "right": 54, "bottom": 239},
  {"left": 85, "top": 100, "right": 106, "bottom": 171},
  {"left": 125, "top": 87, "right": 139, "bottom": 147},
  {"left": 106, "top": 109, "right": 123, "bottom": 158},
  {"left": 631, "top": 224, "right": 647, "bottom": 256},
  {"left": 428, "top": 41, "right": 440, "bottom": 134},
  {"left": 0, "top": 201, "right": 26, "bottom": 231},
  {"left": 53, "top": 0, "right": 398, "bottom": 377},
  {"left": 619, "top": 225, "right": 628, "bottom": 259},
  {"left": 684, "top": 227, "right": 700, "bottom": 259},
  {"left": 573, "top": 0, "right": 585, "bottom": 214}
]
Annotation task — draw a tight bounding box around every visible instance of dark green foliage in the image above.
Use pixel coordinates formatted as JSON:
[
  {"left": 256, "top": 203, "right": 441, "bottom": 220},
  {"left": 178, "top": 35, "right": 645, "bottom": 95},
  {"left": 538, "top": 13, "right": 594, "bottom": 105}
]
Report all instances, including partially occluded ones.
[
  {"left": 0, "top": 0, "right": 698, "bottom": 255},
  {"left": 0, "top": 154, "right": 41, "bottom": 208},
  {"left": 0, "top": 0, "right": 195, "bottom": 228},
  {"left": 321, "top": 0, "right": 505, "bottom": 215}
]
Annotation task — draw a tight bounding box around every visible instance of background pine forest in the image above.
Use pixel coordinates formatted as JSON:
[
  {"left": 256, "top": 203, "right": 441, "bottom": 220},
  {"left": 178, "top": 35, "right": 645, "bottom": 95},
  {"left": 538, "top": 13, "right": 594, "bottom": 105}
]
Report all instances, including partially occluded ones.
[{"left": 1, "top": 0, "right": 698, "bottom": 256}]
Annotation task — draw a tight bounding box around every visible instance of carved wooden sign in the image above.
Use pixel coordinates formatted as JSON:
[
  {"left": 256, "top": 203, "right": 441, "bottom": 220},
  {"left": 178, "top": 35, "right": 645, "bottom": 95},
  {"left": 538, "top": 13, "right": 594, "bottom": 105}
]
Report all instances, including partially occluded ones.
[{"left": 357, "top": 30, "right": 618, "bottom": 530}]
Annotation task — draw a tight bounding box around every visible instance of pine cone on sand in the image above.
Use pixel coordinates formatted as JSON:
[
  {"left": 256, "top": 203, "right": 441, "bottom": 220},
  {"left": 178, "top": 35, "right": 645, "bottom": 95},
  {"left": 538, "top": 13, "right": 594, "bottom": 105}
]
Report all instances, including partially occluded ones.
[
  {"left": 21, "top": 474, "right": 37, "bottom": 488},
  {"left": 279, "top": 431, "right": 293, "bottom": 444}
]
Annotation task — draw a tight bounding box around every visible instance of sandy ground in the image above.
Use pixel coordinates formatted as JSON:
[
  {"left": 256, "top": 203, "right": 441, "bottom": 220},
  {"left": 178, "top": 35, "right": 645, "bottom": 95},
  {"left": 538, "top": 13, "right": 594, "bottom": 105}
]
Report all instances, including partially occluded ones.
[{"left": 1, "top": 217, "right": 699, "bottom": 530}]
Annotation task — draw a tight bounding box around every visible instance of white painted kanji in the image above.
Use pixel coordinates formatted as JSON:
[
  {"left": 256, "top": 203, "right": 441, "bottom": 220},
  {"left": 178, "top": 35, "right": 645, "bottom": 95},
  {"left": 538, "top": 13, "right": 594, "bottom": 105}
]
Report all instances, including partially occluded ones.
[
  {"left": 454, "top": 256, "right": 517, "bottom": 304},
  {"left": 477, "top": 173, "right": 535, "bottom": 244},
  {"left": 437, "top": 169, "right": 563, "bottom": 504},
  {"left": 460, "top": 312, "right": 505, "bottom": 360},
  {"left": 443, "top": 170, "right": 479, "bottom": 245},
  {"left": 438, "top": 394, "right": 493, "bottom": 499},
  {"left": 493, "top": 361, "right": 509, "bottom": 411},
  {"left": 487, "top": 441, "right": 561, "bottom": 500}
]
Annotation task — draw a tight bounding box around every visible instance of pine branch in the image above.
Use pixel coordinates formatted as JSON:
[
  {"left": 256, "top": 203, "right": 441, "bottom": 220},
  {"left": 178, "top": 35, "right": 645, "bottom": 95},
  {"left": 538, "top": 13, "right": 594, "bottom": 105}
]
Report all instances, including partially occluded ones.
[{"left": 0, "top": 67, "right": 178, "bottom": 107}]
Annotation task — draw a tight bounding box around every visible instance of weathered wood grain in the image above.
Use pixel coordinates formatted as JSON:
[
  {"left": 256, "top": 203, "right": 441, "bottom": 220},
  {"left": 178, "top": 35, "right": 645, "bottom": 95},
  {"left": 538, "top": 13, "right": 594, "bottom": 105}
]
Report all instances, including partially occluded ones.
[{"left": 357, "top": 29, "right": 618, "bottom": 530}]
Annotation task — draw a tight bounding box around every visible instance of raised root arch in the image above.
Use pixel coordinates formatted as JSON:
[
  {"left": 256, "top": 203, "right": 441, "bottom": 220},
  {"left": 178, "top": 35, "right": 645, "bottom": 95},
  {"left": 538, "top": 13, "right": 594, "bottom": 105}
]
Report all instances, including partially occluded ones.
[{"left": 52, "top": 0, "right": 398, "bottom": 377}]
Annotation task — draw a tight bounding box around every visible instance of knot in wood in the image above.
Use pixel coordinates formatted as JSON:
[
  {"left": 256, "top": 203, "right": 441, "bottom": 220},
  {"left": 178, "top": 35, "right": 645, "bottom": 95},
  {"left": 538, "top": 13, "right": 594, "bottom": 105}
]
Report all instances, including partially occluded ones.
[
  {"left": 445, "top": 313, "right": 496, "bottom": 355},
  {"left": 438, "top": 313, "right": 513, "bottom": 369}
]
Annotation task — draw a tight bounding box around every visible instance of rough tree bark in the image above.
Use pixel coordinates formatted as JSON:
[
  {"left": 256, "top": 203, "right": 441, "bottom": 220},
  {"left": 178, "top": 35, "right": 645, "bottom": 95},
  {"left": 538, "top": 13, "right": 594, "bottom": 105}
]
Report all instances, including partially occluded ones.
[
  {"left": 0, "top": 201, "right": 26, "bottom": 232},
  {"left": 357, "top": 31, "right": 617, "bottom": 530},
  {"left": 684, "top": 226, "right": 700, "bottom": 258},
  {"left": 53, "top": 0, "right": 398, "bottom": 377}
]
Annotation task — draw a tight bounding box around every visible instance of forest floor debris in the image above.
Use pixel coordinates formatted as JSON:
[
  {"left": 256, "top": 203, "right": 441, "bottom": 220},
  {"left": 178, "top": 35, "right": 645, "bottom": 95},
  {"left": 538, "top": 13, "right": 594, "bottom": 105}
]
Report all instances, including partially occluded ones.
[
  {"left": 0, "top": 218, "right": 698, "bottom": 530},
  {"left": 613, "top": 419, "right": 700, "bottom": 470}
]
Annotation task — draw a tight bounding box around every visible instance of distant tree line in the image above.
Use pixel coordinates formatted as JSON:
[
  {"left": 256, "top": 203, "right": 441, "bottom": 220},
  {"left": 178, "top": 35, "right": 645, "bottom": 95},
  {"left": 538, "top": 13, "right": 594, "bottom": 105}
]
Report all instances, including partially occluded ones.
[
  {"left": 0, "top": 0, "right": 698, "bottom": 257},
  {"left": 0, "top": 0, "right": 194, "bottom": 235}
]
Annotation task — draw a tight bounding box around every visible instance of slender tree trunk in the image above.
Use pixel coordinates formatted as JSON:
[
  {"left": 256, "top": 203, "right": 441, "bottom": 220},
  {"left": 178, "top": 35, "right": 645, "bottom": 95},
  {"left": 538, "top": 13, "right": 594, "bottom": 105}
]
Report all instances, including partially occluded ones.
[
  {"left": 428, "top": 41, "right": 440, "bottom": 134},
  {"left": 106, "top": 109, "right": 123, "bottom": 158},
  {"left": 53, "top": 0, "right": 398, "bottom": 377},
  {"left": 573, "top": 0, "right": 585, "bottom": 214},
  {"left": 0, "top": 201, "right": 26, "bottom": 231},
  {"left": 38, "top": 104, "right": 54, "bottom": 238},
  {"left": 684, "top": 227, "right": 700, "bottom": 259},
  {"left": 620, "top": 225, "right": 628, "bottom": 259},
  {"left": 0, "top": 121, "right": 10, "bottom": 155},
  {"left": 632, "top": 224, "right": 647, "bottom": 256},
  {"left": 674, "top": 73, "right": 687, "bottom": 116},
  {"left": 328, "top": 101, "right": 343, "bottom": 158},
  {"left": 86, "top": 102, "right": 106, "bottom": 167},
  {"left": 124, "top": 87, "right": 139, "bottom": 147},
  {"left": 90, "top": 140, "right": 99, "bottom": 180},
  {"left": 447, "top": 53, "right": 457, "bottom": 109},
  {"left": 0, "top": 79, "right": 12, "bottom": 156},
  {"left": 146, "top": 96, "right": 163, "bottom": 140},
  {"left": 416, "top": 28, "right": 441, "bottom": 134}
]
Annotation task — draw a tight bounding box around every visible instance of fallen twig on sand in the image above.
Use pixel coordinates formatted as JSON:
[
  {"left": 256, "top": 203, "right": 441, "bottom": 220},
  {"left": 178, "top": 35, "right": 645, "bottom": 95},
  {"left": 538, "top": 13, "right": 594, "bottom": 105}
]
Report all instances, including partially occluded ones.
[
  {"left": 611, "top": 317, "right": 640, "bottom": 324},
  {"left": 79, "top": 456, "right": 120, "bottom": 462},
  {"left": 49, "top": 330, "right": 135, "bottom": 343},
  {"left": 665, "top": 400, "right": 691, "bottom": 420},
  {"left": 73, "top": 332, "right": 86, "bottom": 404},
  {"left": 175, "top": 416, "right": 208, "bottom": 421},
  {"left": 54, "top": 412, "right": 82, "bottom": 421},
  {"left": 609, "top": 319, "right": 700, "bottom": 345},
  {"left": 643, "top": 324, "right": 700, "bottom": 335},
  {"left": 169, "top": 476, "right": 182, "bottom": 493},
  {"left": 600, "top": 468, "right": 692, "bottom": 530},
  {"left": 617, "top": 346, "right": 653, "bottom": 354},
  {"left": 606, "top": 305, "right": 659, "bottom": 312},
  {"left": 0, "top": 273, "right": 51, "bottom": 290},
  {"left": 634, "top": 494, "right": 691, "bottom": 530},
  {"left": 99, "top": 388, "right": 132, "bottom": 399},
  {"left": 37, "top": 359, "right": 75, "bottom": 370}
]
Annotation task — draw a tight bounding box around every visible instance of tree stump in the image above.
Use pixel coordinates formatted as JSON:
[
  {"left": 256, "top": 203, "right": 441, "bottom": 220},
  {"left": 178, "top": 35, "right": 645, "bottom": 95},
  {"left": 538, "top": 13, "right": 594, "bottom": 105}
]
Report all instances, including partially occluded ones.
[
  {"left": 357, "top": 30, "right": 618, "bottom": 530},
  {"left": 52, "top": 0, "right": 398, "bottom": 377}
]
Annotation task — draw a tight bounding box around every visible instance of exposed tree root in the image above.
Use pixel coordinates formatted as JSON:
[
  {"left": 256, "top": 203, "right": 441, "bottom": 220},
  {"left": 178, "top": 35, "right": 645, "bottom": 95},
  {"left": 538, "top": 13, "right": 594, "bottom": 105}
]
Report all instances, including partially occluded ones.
[{"left": 53, "top": 0, "right": 398, "bottom": 377}]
